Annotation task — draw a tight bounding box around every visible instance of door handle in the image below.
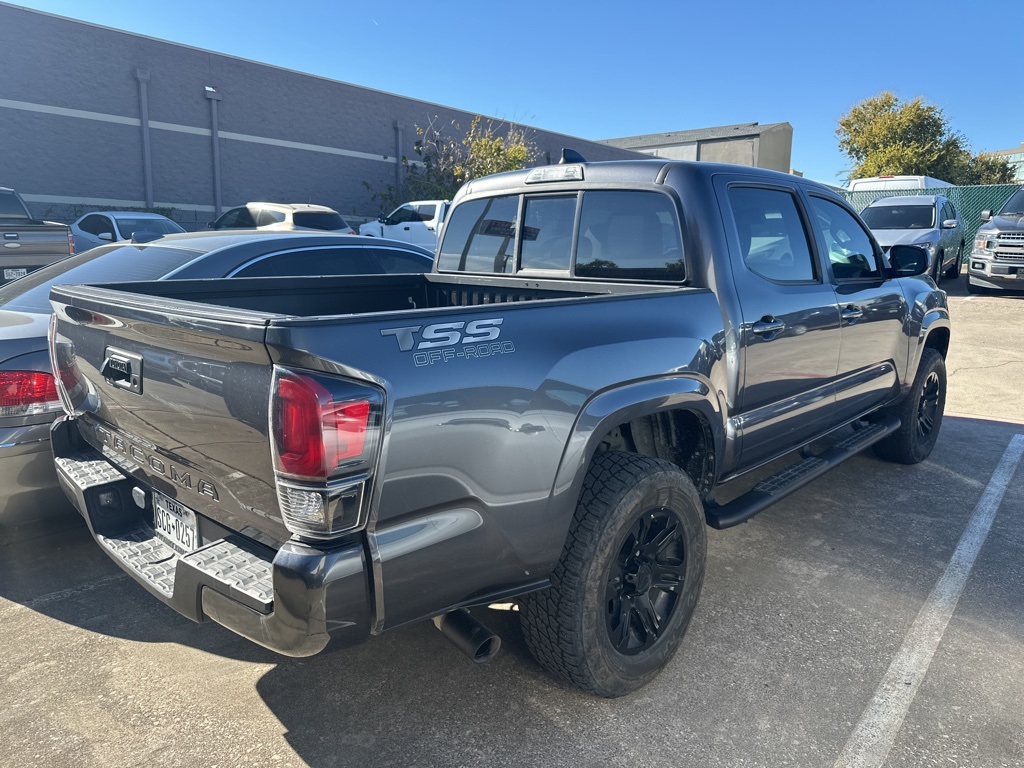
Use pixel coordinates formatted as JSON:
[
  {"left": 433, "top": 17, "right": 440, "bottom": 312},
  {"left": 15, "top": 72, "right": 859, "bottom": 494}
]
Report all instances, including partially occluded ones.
[
  {"left": 751, "top": 317, "right": 786, "bottom": 337},
  {"left": 403, "top": 226, "right": 410, "bottom": 230},
  {"left": 841, "top": 305, "right": 864, "bottom": 323}
]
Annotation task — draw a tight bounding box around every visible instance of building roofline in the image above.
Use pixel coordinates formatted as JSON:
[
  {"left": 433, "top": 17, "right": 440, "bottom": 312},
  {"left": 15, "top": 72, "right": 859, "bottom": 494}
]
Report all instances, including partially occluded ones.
[{"left": 599, "top": 121, "right": 793, "bottom": 149}]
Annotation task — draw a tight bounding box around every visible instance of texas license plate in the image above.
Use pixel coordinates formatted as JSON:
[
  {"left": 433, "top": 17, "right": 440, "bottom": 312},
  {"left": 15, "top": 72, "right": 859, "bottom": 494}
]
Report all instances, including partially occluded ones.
[
  {"left": 4, "top": 268, "right": 27, "bottom": 280},
  {"left": 153, "top": 491, "right": 199, "bottom": 552}
]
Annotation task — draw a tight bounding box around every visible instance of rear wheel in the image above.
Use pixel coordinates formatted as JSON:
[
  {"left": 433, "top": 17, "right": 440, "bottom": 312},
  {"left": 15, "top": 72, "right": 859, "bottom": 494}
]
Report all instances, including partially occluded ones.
[
  {"left": 944, "top": 243, "right": 963, "bottom": 280},
  {"left": 873, "top": 348, "right": 946, "bottom": 464},
  {"left": 519, "top": 451, "right": 707, "bottom": 697}
]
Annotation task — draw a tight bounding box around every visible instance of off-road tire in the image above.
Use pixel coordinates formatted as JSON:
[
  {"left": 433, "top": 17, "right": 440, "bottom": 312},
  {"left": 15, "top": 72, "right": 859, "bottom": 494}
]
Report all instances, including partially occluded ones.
[
  {"left": 944, "top": 243, "right": 963, "bottom": 280},
  {"left": 519, "top": 451, "right": 707, "bottom": 697},
  {"left": 873, "top": 348, "right": 946, "bottom": 464}
]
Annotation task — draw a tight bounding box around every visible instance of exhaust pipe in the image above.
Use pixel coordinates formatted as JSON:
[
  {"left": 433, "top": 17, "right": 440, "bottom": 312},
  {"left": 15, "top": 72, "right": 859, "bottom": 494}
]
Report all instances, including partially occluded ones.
[{"left": 432, "top": 608, "right": 501, "bottom": 663}]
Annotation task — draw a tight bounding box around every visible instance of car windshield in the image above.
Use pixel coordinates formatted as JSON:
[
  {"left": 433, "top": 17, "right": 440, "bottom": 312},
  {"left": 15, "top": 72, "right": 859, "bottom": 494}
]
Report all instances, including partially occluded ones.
[
  {"left": 860, "top": 204, "right": 935, "bottom": 229},
  {"left": 998, "top": 189, "right": 1024, "bottom": 215},
  {"left": 0, "top": 244, "right": 204, "bottom": 314},
  {"left": 292, "top": 212, "right": 347, "bottom": 230},
  {"left": 114, "top": 217, "right": 185, "bottom": 235}
]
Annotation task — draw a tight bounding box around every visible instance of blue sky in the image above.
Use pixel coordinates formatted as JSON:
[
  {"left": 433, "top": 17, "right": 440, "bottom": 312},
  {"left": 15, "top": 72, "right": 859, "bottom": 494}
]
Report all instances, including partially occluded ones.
[{"left": 15, "top": 0, "right": 1023, "bottom": 184}]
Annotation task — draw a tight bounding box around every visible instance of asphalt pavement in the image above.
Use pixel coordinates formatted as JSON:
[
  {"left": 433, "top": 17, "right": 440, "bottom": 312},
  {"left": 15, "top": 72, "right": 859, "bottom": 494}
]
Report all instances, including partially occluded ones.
[{"left": 1, "top": 274, "right": 1022, "bottom": 768}]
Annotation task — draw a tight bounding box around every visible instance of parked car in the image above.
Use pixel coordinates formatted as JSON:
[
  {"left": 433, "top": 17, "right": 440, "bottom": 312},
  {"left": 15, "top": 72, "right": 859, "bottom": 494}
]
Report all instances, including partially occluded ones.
[
  {"left": 70, "top": 211, "right": 186, "bottom": 253},
  {"left": 0, "top": 231, "right": 432, "bottom": 522},
  {"left": 968, "top": 187, "right": 1024, "bottom": 294},
  {"left": 359, "top": 199, "right": 449, "bottom": 248},
  {"left": 0, "top": 185, "right": 74, "bottom": 285},
  {"left": 860, "top": 195, "right": 964, "bottom": 281},
  {"left": 209, "top": 203, "right": 357, "bottom": 234},
  {"left": 847, "top": 175, "right": 953, "bottom": 193}
]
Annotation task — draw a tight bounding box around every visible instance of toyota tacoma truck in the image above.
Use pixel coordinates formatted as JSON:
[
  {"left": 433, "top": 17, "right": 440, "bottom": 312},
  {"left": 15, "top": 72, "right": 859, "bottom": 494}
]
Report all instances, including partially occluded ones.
[
  {"left": 48, "top": 157, "right": 950, "bottom": 696},
  {"left": 0, "top": 186, "right": 74, "bottom": 284}
]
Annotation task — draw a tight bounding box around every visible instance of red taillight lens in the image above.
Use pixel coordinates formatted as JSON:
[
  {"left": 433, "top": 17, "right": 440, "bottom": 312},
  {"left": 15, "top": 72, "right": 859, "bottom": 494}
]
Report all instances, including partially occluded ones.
[
  {"left": 67, "top": 229, "right": 76, "bottom": 256},
  {"left": 273, "top": 372, "right": 373, "bottom": 480},
  {"left": 0, "top": 371, "right": 60, "bottom": 416}
]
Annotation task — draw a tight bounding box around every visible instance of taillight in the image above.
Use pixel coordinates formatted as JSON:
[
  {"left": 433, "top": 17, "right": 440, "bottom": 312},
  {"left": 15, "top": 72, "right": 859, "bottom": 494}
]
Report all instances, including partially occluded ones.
[
  {"left": 274, "top": 374, "right": 373, "bottom": 479},
  {"left": 271, "top": 368, "right": 383, "bottom": 539},
  {"left": 0, "top": 371, "right": 61, "bottom": 417},
  {"left": 67, "top": 229, "right": 75, "bottom": 256}
]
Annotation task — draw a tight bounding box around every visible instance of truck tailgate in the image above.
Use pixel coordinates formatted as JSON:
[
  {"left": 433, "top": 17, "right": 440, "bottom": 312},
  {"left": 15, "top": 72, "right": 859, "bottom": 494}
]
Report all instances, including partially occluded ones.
[
  {"left": 1, "top": 223, "right": 71, "bottom": 282},
  {"left": 50, "top": 285, "right": 290, "bottom": 545}
]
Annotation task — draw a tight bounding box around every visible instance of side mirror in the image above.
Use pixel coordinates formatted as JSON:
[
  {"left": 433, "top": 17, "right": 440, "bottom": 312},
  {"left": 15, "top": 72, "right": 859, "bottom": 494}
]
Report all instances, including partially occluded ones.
[
  {"left": 97, "top": 232, "right": 114, "bottom": 242},
  {"left": 980, "top": 210, "right": 992, "bottom": 222},
  {"left": 889, "top": 244, "right": 929, "bottom": 277},
  {"left": 940, "top": 219, "right": 958, "bottom": 229},
  {"left": 377, "top": 215, "right": 386, "bottom": 224},
  {"left": 207, "top": 221, "right": 215, "bottom": 229}
]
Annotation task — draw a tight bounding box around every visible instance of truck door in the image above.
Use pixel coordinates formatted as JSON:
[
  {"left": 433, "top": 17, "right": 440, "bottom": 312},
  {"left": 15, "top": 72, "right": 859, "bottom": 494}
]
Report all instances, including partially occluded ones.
[
  {"left": 805, "top": 194, "right": 908, "bottom": 423},
  {"left": 381, "top": 204, "right": 419, "bottom": 243},
  {"left": 719, "top": 181, "right": 842, "bottom": 468}
]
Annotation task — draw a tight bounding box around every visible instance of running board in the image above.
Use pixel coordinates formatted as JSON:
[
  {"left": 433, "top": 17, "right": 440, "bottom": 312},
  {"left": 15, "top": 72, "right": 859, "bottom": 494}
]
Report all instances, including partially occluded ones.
[{"left": 704, "top": 415, "right": 901, "bottom": 530}]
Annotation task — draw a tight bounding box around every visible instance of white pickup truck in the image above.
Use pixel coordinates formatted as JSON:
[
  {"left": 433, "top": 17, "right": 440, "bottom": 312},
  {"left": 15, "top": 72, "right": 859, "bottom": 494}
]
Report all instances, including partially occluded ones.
[{"left": 359, "top": 200, "right": 449, "bottom": 248}]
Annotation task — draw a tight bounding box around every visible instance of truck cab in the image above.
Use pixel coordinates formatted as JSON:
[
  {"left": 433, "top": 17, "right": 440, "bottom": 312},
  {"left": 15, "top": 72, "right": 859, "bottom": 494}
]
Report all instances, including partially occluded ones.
[{"left": 359, "top": 200, "right": 449, "bottom": 248}]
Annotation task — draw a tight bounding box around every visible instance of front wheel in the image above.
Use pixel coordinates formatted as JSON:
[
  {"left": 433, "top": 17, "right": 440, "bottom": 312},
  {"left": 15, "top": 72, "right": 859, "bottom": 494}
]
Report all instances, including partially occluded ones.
[
  {"left": 519, "top": 451, "right": 707, "bottom": 697},
  {"left": 944, "top": 243, "right": 963, "bottom": 280},
  {"left": 873, "top": 348, "right": 946, "bottom": 464}
]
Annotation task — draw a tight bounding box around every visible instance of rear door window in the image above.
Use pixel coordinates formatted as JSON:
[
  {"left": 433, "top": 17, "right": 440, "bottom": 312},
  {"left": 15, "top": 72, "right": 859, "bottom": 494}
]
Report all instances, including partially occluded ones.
[
  {"left": 727, "top": 186, "right": 816, "bottom": 283},
  {"left": 257, "top": 208, "right": 287, "bottom": 226},
  {"left": 228, "top": 247, "right": 381, "bottom": 277}
]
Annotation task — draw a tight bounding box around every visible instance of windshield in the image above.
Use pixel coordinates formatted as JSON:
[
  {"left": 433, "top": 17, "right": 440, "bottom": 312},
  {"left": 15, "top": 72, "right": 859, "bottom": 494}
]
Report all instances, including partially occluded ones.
[
  {"left": 292, "top": 212, "right": 348, "bottom": 230},
  {"left": 998, "top": 189, "right": 1024, "bottom": 215},
  {"left": 114, "top": 217, "right": 185, "bottom": 236},
  {"left": 860, "top": 204, "right": 935, "bottom": 230},
  {"left": 0, "top": 244, "right": 204, "bottom": 314}
]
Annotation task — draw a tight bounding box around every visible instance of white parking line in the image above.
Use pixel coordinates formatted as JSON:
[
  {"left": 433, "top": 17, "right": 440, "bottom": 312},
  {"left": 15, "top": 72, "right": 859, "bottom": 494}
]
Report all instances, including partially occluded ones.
[{"left": 833, "top": 433, "right": 1024, "bottom": 768}]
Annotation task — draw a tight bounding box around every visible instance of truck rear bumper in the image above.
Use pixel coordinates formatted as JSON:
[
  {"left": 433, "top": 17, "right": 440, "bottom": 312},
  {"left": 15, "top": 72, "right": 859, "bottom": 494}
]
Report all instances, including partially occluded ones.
[{"left": 51, "top": 417, "right": 372, "bottom": 657}]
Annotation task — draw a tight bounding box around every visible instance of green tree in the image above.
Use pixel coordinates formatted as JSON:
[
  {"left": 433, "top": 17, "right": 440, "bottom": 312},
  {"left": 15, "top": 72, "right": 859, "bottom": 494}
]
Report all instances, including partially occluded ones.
[
  {"left": 366, "top": 116, "right": 539, "bottom": 212},
  {"left": 837, "top": 91, "right": 1012, "bottom": 185}
]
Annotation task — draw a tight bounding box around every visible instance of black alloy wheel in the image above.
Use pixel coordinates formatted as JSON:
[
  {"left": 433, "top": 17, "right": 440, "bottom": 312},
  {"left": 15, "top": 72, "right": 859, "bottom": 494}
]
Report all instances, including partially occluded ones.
[{"left": 605, "top": 509, "right": 686, "bottom": 655}]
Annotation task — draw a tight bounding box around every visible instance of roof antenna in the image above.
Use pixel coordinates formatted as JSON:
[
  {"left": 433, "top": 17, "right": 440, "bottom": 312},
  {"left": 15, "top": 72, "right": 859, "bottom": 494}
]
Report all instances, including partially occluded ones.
[{"left": 559, "top": 148, "right": 587, "bottom": 164}]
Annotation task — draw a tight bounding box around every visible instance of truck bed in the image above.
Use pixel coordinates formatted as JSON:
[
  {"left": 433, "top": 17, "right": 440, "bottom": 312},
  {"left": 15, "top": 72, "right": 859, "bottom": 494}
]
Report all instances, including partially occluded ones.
[{"left": 54, "top": 272, "right": 677, "bottom": 320}]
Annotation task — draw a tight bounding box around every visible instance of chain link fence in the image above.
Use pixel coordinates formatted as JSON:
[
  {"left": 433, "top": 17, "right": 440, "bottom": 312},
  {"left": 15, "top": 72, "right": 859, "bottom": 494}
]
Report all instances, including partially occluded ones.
[{"left": 840, "top": 184, "right": 1021, "bottom": 242}]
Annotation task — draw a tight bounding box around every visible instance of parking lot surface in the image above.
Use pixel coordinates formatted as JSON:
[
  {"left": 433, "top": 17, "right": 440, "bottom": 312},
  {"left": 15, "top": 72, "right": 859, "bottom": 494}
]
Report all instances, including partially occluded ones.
[{"left": 2, "top": 278, "right": 1022, "bottom": 768}]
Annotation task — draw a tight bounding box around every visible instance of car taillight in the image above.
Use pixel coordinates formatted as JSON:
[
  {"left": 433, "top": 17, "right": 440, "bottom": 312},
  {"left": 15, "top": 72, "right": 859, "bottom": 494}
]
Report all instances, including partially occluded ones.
[
  {"left": 271, "top": 368, "right": 383, "bottom": 539},
  {"left": 0, "top": 371, "right": 61, "bottom": 417},
  {"left": 67, "top": 229, "right": 75, "bottom": 256}
]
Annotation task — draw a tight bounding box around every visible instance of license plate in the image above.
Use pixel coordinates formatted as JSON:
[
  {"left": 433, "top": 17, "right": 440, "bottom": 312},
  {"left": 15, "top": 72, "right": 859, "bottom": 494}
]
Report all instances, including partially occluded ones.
[
  {"left": 4, "top": 268, "right": 27, "bottom": 280},
  {"left": 153, "top": 492, "right": 199, "bottom": 552}
]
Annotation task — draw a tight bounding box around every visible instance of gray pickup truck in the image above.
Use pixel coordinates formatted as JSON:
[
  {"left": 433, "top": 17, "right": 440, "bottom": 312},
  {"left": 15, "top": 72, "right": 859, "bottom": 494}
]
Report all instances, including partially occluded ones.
[
  {"left": 48, "top": 157, "right": 950, "bottom": 696},
  {"left": 968, "top": 186, "right": 1024, "bottom": 293},
  {"left": 0, "top": 186, "right": 73, "bottom": 284}
]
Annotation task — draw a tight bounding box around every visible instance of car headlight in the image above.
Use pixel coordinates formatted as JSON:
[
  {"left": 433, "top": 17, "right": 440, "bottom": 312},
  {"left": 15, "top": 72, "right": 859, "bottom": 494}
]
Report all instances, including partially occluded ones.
[
  {"left": 973, "top": 232, "right": 998, "bottom": 253},
  {"left": 917, "top": 240, "right": 937, "bottom": 252}
]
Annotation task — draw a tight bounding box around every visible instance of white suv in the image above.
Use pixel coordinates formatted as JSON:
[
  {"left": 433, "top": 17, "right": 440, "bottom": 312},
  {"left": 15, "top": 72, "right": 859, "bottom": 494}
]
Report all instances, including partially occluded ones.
[{"left": 210, "top": 203, "right": 357, "bottom": 234}]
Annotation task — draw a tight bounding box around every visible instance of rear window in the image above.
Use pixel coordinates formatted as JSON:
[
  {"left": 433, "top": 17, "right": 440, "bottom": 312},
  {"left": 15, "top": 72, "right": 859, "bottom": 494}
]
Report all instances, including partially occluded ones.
[
  {"left": 292, "top": 212, "right": 348, "bottom": 231},
  {"left": 437, "top": 196, "right": 519, "bottom": 274},
  {"left": 575, "top": 191, "right": 683, "bottom": 280},
  {"left": 437, "top": 190, "right": 685, "bottom": 281},
  {"left": 0, "top": 244, "right": 203, "bottom": 314},
  {"left": 0, "top": 192, "right": 31, "bottom": 220}
]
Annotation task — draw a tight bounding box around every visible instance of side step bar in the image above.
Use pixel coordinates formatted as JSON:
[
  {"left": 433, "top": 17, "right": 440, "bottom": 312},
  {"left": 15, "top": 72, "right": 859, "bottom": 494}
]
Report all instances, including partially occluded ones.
[{"left": 704, "top": 415, "right": 901, "bottom": 530}]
